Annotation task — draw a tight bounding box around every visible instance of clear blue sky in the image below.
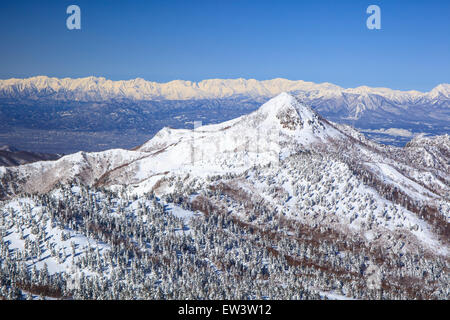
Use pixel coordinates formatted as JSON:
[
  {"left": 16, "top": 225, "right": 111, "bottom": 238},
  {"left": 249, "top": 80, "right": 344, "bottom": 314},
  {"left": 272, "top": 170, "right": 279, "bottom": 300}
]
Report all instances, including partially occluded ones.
[{"left": 0, "top": 0, "right": 448, "bottom": 91}]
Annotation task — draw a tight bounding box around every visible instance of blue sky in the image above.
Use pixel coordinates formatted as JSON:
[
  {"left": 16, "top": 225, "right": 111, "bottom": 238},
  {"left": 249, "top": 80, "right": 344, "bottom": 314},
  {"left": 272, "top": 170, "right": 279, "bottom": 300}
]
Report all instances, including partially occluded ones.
[{"left": 0, "top": 0, "right": 448, "bottom": 91}]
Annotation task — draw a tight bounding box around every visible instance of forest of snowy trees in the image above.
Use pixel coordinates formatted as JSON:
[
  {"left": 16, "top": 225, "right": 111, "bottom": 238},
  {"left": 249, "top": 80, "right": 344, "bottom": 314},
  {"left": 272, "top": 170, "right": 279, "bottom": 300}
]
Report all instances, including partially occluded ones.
[{"left": 1, "top": 148, "right": 448, "bottom": 300}]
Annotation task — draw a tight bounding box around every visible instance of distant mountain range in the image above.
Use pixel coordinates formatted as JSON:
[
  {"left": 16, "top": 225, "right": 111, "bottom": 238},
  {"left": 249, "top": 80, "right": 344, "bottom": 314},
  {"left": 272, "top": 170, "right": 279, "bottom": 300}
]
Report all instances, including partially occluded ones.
[
  {"left": 0, "top": 76, "right": 448, "bottom": 152},
  {"left": 1, "top": 76, "right": 448, "bottom": 102}
]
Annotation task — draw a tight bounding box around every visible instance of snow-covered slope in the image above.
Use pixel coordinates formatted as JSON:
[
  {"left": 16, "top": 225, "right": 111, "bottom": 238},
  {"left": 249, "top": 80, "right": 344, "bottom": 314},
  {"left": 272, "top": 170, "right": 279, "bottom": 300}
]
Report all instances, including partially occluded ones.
[
  {"left": 0, "top": 149, "right": 149, "bottom": 195},
  {"left": 136, "top": 92, "right": 343, "bottom": 165}
]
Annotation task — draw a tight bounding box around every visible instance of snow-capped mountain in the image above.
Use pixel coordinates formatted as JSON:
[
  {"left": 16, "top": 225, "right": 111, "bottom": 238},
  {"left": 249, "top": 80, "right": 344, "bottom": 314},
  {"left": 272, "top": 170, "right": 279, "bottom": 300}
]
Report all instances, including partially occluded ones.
[
  {"left": 0, "top": 93, "right": 448, "bottom": 300},
  {"left": 1, "top": 75, "right": 448, "bottom": 103}
]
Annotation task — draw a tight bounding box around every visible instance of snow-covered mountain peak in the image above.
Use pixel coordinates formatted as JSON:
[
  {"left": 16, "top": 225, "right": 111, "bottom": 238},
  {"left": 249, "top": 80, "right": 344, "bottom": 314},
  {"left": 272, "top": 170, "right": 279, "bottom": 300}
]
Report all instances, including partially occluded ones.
[
  {"left": 429, "top": 83, "right": 450, "bottom": 98},
  {"left": 255, "top": 92, "right": 321, "bottom": 131},
  {"left": 137, "top": 93, "right": 342, "bottom": 165},
  {"left": 258, "top": 92, "right": 303, "bottom": 114}
]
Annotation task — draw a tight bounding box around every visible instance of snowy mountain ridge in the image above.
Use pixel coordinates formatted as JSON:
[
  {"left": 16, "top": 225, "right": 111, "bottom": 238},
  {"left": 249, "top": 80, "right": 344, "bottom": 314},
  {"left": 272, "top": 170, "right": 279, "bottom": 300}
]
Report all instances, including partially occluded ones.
[{"left": 0, "top": 75, "right": 448, "bottom": 101}]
